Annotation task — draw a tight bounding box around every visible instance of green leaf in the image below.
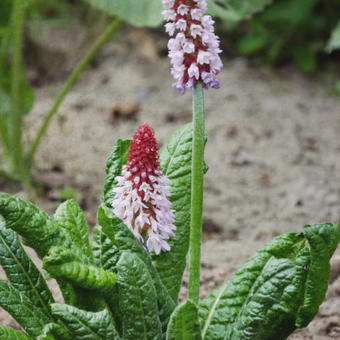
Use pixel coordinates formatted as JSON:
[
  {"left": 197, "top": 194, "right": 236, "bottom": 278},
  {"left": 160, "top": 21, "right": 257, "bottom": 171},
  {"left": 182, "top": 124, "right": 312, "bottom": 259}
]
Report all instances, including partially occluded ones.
[
  {"left": 92, "top": 225, "right": 120, "bottom": 271},
  {"left": 54, "top": 199, "right": 93, "bottom": 263},
  {"left": 37, "top": 323, "right": 72, "bottom": 340},
  {"left": 83, "top": 0, "right": 163, "bottom": 27},
  {"left": 51, "top": 304, "right": 120, "bottom": 339},
  {"left": 0, "top": 280, "right": 50, "bottom": 338},
  {"left": 225, "top": 249, "right": 310, "bottom": 340},
  {"left": 199, "top": 223, "right": 340, "bottom": 340},
  {"left": 199, "top": 232, "right": 306, "bottom": 339},
  {"left": 238, "top": 33, "right": 269, "bottom": 55},
  {"left": 326, "top": 21, "right": 340, "bottom": 52},
  {"left": 166, "top": 300, "right": 202, "bottom": 340},
  {"left": 116, "top": 252, "right": 162, "bottom": 340},
  {"left": 152, "top": 124, "right": 199, "bottom": 302},
  {"left": 43, "top": 247, "right": 117, "bottom": 293},
  {"left": 0, "top": 324, "right": 30, "bottom": 340},
  {"left": 103, "top": 139, "right": 130, "bottom": 212},
  {"left": 0, "top": 193, "right": 69, "bottom": 258},
  {"left": 207, "top": 0, "right": 274, "bottom": 23},
  {"left": 0, "top": 220, "right": 54, "bottom": 317},
  {"left": 296, "top": 223, "right": 340, "bottom": 327},
  {"left": 98, "top": 206, "right": 175, "bottom": 335}
]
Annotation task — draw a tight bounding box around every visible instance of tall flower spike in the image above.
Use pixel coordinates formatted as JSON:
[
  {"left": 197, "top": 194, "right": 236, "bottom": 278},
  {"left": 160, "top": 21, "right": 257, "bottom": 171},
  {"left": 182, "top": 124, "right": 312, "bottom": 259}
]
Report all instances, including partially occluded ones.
[
  {"left": 163, "top": 0, "right": 223, "bottom": 94},
  {"left": 112, "top": 123, "right": 176, "bottom": 255}
]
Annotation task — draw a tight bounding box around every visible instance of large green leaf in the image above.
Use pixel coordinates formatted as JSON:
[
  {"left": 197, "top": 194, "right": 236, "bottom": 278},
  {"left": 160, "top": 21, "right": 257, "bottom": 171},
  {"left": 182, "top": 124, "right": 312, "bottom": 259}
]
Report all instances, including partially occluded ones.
[
  {"left": 296, "top": 223, "right": 340, "bottom": 326},
  {"left": 166, "top": 300, "right": 202, "bottom": 340},
  {"left": 98, "top": 207, "right": 175, "bottom": 335},
  {"left": 0, "top": 193, "right": 69, "bottom": 258},
  {"left": 152, "top": 124, "right": 197, "bottom": 302},
  {"left": 0, "top": 280, "right": 50, "bottom": 338},
  {"left": 199, "top": 223, "right": 340, "bottom": 340},
  {"left": 116, "top": 252, "right": 162, "bottom": 340},
  {"left": 51, "top": 304, "right": 120, "bottom": 339},
  {"left": 54, "top": 199, "right": 93, "bottom": 263},
  {"left": 0, "top": 324, "right": 30, "bottom": 340},
  {"left": 0, "top": 220, "right": 54, "bottom": 317},
  {"left": 43, "top": 247, "right": 117, "bottom": 293},
  {"left": 326, "top": 21, "right": 340, "bottom": 52},
  {"left": 102, "top": 139, "right": 130, "bottom": 212},
  {"left": 84, "top": 0, "right": 163, "bottom": 27},
  {"left": 207, "top": 0, "right": 274, "bottom": 23}
]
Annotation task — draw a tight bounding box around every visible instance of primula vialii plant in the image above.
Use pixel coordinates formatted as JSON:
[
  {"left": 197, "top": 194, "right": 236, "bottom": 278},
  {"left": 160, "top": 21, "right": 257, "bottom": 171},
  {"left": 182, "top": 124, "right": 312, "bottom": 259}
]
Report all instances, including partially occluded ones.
[{"left": 0, "top": 1, "right": 339, "bottom": 339}]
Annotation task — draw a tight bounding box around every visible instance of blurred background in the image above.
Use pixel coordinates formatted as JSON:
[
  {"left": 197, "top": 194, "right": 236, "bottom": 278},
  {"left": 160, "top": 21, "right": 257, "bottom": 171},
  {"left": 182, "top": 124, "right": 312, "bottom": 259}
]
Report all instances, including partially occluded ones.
[{"left": 0, "top": 1, "right": 340, "bottom": 338}]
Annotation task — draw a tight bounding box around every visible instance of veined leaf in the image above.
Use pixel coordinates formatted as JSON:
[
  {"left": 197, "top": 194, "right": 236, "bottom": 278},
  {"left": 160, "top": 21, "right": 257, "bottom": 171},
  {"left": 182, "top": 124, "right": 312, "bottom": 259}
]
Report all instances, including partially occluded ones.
[
  {"left": 0, "top": 280, "right": 49, "bottom": 338},
  {"left": 92, "top": 225, "right": 119, "bottom": 271},
  {"left": 207, "top": 0, "right": 273, "bottom": 23},
  {"left": 326, "top": 21, "right": 340, "bottom": 52},
  {"left": 0, "top": 324, "right": 30, "bottom": 339},
  {"left": 51, "top": 304, "right": 120, "bottom": 339},
  {"left": 43, "top": 247, "right": 117, "bottom": 293},
  {"left": 296, "top": 223, "right": 340, "bottom": 326},
  {"left": 166, "top": 300, "right": 202, "bottom": 340},
  {"left": 0, "top": 193, "right": 69, "bottom": 258},
  {"left": 54, "top": 199, "right": 93, "bottom": 263},
  {"left": 116, "top": 252, "right": 162, "bottom": 340},
  {"left": 152, "top": 124, "right": 202, "bottom": 303},
  {"left": 199, "top": 232, "right": 306, "bottom": 339},
  {"left": 102, "top": 139, "right": 130, "bottom": 212},
  {"left": 0, "top": 220, "right": 54, "bottom": 317},
  {"left": 37, "top": 323, "right": 72, "bottom": 340},
  {"left": 98, "top": 207, "right": 175, "bottom": 334},
  {"left": 199, "top": 223, "right": 340, "bottom": 340},
  {"left": 83, "top": 0, "right": 163, "bottom": 27}
]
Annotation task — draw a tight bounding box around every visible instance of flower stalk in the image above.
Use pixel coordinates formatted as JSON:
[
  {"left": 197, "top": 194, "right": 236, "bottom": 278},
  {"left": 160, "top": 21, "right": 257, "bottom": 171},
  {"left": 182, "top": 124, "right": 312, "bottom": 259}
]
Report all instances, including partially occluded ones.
[{"left": 188, "top": 81, "right": 205, "bottom": 303}]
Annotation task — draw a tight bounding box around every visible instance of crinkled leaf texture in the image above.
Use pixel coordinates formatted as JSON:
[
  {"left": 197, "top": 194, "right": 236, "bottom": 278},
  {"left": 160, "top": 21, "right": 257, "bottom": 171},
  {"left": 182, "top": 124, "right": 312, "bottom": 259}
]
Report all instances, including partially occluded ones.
[
  {"left": 199, "top": 222, "right": 340, "bottom": 340},
  {"left": 51, "top": 304, "right": 120, "bottom": 339},
  {"left": 0, "top": 324, "right": 30, "bottom": 339},
  {"left": 43, "top": 247, "right": 117, "bottom": 293},
  {"left": 166, "top": 300, "right": 202, "bottom": 340},
  {"left": 0, "top": 279, "right": 50, "bottom": 338},
  {"left": 116, "top": 252, "right": 162, "bottom": 339},
  {"left": 54, "top": 199, "right": 93, "bottom": 263},
  {"left": 84, "top": 0, "right": 163, "bottom": 27},
  {"left": 0, "top": 220, "right": 54, "bottom": 317}
]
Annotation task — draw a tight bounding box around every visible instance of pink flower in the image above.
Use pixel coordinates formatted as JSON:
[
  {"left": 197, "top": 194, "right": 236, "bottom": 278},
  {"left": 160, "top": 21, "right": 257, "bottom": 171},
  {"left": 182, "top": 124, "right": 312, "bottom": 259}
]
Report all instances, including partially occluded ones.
[
  {"left": 163, "top": 0, "right": 223, "bottom": 94},
  {"left": 112, "top": 124, "right": 176, "bottom": 255}
]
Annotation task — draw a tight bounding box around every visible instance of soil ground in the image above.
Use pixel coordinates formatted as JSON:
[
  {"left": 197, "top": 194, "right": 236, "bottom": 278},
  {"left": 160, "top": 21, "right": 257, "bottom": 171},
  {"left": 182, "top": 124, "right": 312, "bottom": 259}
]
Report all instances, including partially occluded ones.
[{"left": 1, "top": 25, "right": 340, "bottom": 339}]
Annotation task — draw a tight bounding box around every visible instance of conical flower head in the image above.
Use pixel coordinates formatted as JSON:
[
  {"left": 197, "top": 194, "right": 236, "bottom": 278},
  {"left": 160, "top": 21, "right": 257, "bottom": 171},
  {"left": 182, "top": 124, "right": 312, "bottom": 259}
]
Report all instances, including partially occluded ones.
[
  {"left": 163, "top": 0, "right": 223, "bottom": 94},
  {"left": 112, "top": 123, "right": 176, "bottom": 254}
]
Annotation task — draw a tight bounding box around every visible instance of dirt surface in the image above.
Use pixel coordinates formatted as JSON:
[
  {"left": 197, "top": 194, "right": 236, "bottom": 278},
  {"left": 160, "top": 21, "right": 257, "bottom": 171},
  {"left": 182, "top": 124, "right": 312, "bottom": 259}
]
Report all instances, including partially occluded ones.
[{"left": 1, "top": 25, "right": 340, "bottom": 339}]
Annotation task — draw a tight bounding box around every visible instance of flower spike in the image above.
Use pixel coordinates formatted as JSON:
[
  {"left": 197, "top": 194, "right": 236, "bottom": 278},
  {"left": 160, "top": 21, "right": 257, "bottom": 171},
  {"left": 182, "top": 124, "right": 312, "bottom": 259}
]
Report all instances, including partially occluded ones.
[
  {"left": 163, "top": 0, "right": 223, "bottom": 94},
  {"left": 112, "top": 123, "right": 176, "bottom": 255}
]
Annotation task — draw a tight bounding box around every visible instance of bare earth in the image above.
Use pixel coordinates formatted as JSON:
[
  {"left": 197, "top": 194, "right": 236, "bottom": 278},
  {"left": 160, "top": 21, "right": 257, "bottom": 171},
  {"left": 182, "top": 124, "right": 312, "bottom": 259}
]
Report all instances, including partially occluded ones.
[{"left": 1, "top": 26, "right": 340, "bottom": 339}]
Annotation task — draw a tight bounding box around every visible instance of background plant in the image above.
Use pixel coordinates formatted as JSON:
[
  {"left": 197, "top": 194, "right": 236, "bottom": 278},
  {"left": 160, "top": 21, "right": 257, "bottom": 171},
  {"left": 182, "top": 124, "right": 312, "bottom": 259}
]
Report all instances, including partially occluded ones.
[{"left": 0, "top": 0, "right": 163, "bottom": 191}]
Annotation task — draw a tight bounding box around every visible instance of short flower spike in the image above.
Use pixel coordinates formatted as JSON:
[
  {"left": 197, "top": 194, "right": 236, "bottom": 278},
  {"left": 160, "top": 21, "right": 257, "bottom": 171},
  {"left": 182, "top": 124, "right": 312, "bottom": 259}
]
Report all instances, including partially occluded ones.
[
  {"left": 112, "top": 124, "right": 176, "bottom": 255},
  {"left": 163, "top": 0, "right": 223, "bottom": 94}
]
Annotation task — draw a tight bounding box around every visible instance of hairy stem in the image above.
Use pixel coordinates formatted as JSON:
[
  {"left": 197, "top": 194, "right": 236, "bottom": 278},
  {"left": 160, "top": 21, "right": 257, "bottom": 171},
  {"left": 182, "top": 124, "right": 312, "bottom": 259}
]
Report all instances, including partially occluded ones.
[
  {"left": 188, "top": 82, "right": 205, "bottom": 303},
  {"left": 26, "top": 18, "right": 121, "bottom": 167}
]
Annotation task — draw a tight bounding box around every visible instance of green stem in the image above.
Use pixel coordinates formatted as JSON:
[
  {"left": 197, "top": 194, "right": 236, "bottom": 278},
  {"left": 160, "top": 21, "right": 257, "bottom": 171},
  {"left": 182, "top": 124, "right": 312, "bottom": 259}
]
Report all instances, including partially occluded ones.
[
  {"left": 10, "top": 0, "right": 25, "bottom": 177},
  {"left": 26, "top": 18, "right": 121, "bottom": 167},
  {"left": 188, "top": 82, "right": 205, "bottom": 303}
]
